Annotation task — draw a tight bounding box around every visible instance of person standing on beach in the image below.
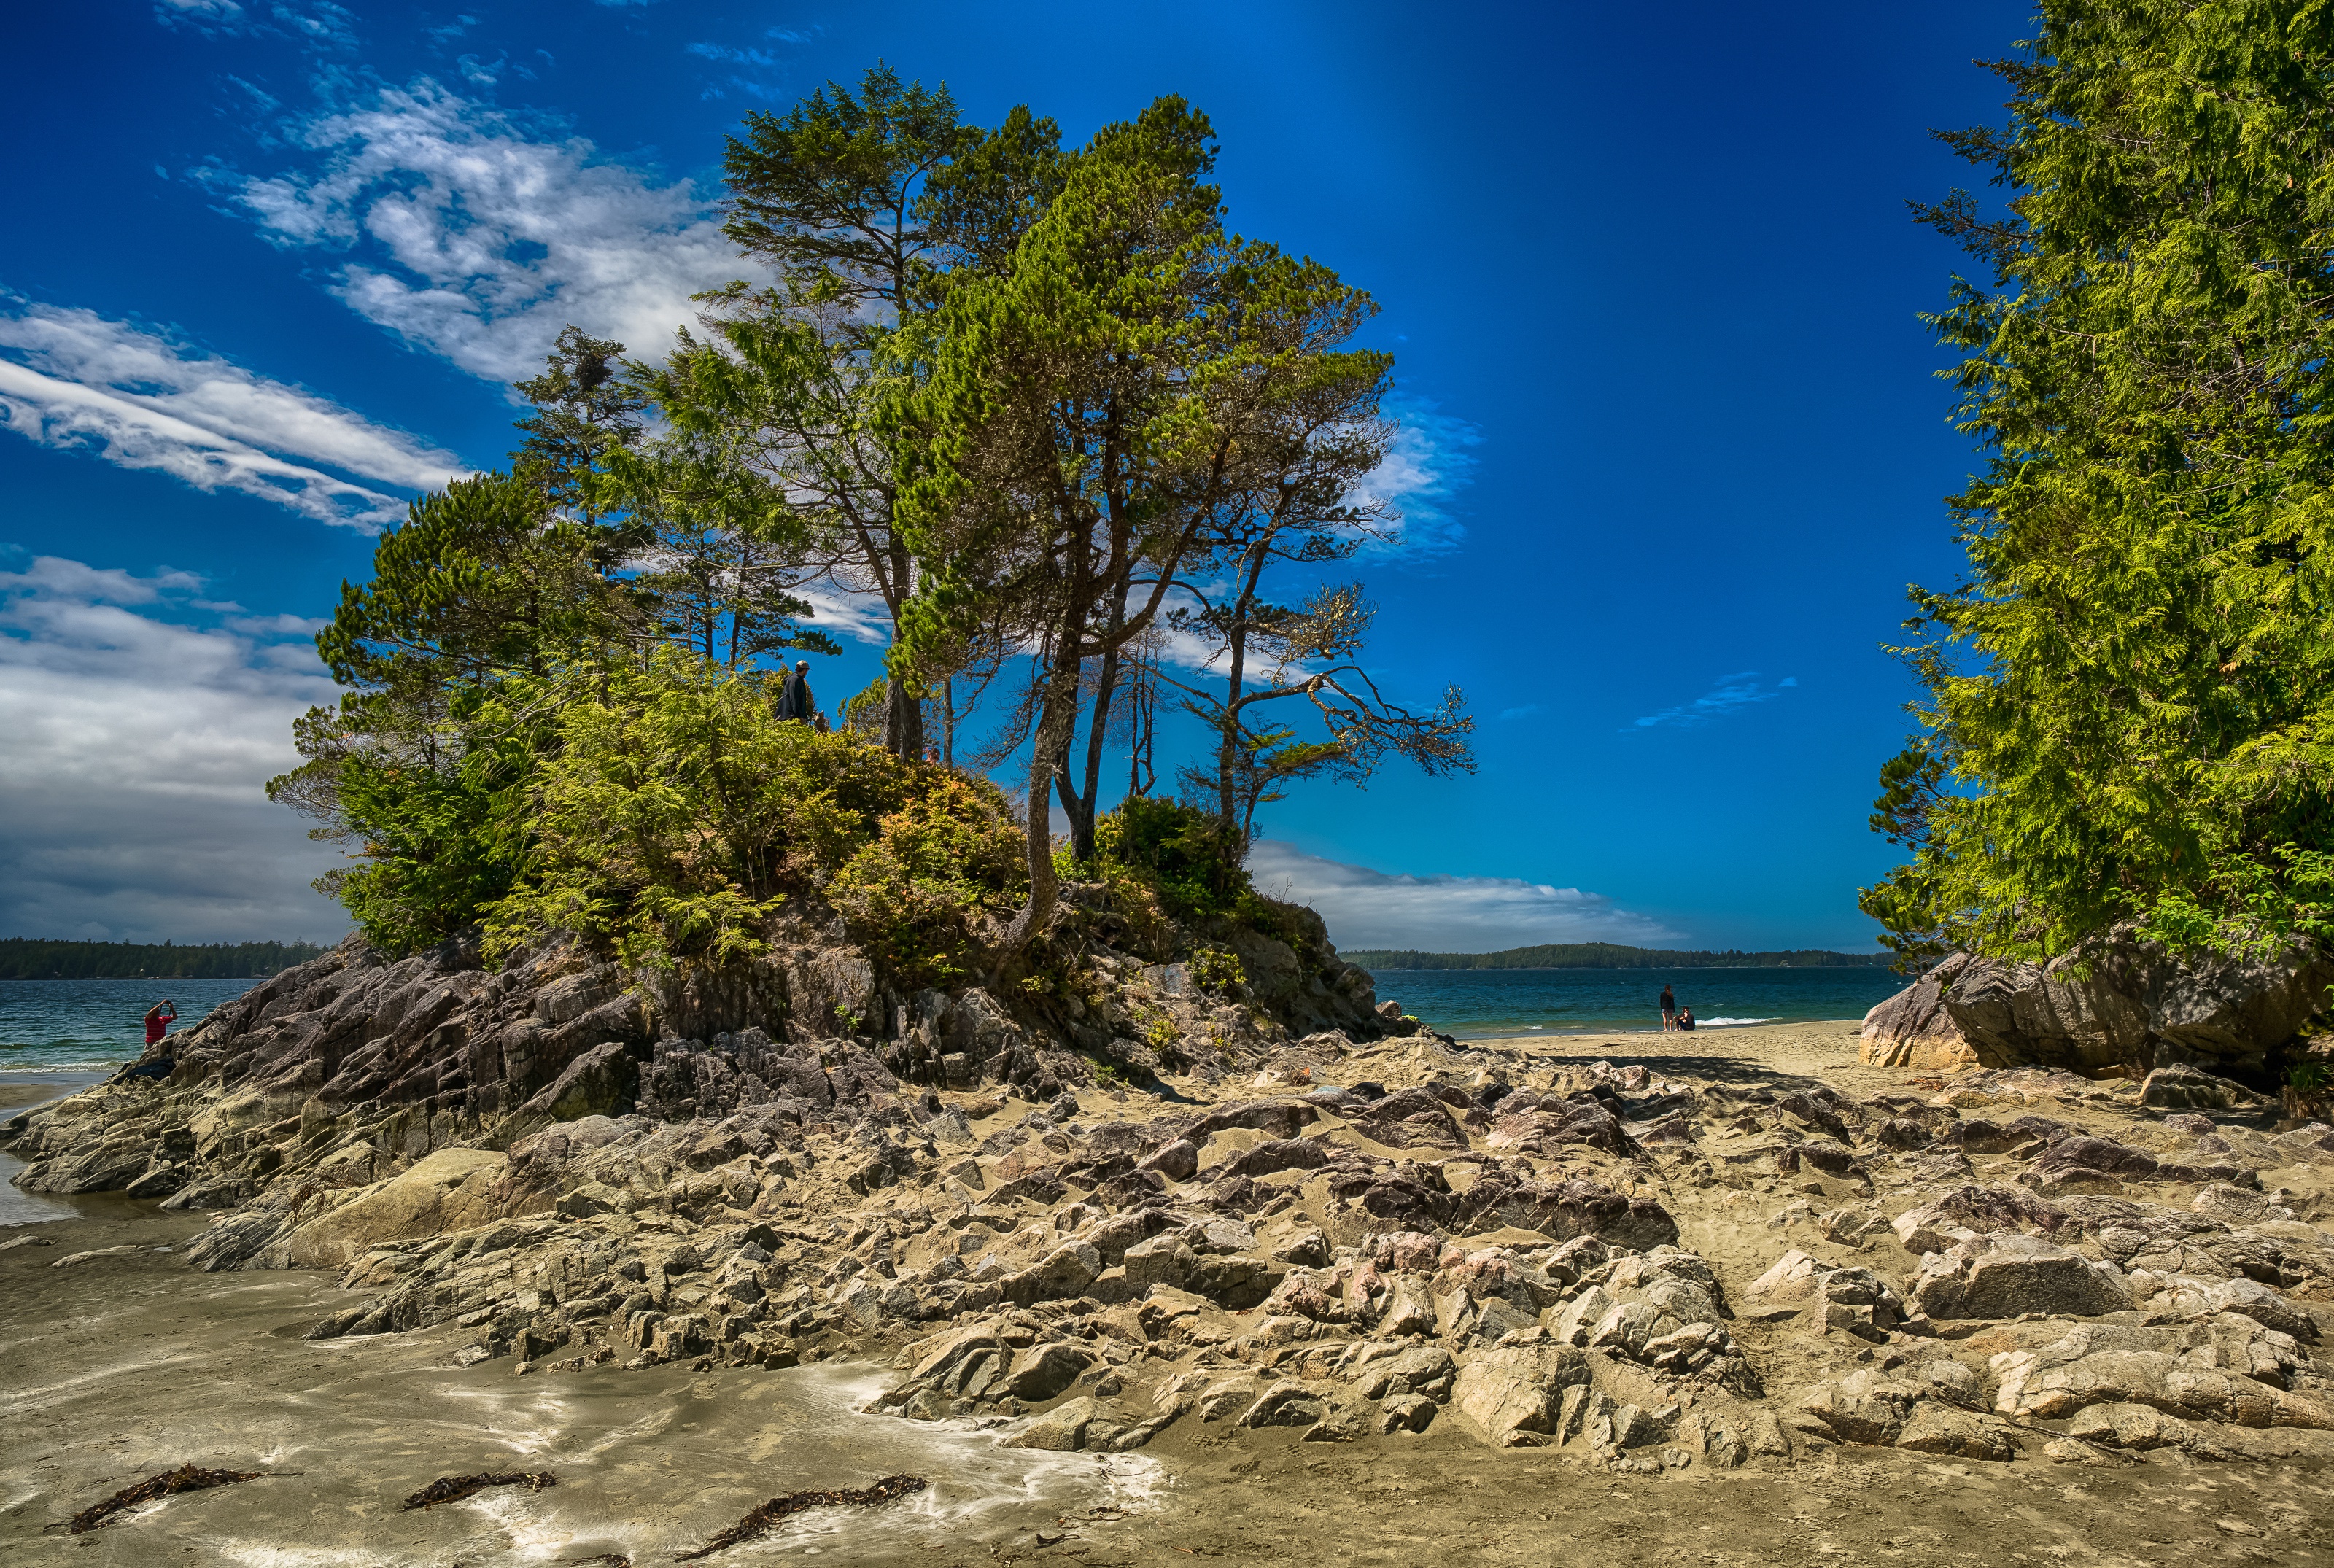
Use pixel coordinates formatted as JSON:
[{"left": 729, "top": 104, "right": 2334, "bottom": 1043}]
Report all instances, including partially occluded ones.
[
  {"left": 1659, "top": 985, "right": 1676, "bottom": 1031},
  {"left": 144, "top": 999, "right": 177, "bottom": 1046}
]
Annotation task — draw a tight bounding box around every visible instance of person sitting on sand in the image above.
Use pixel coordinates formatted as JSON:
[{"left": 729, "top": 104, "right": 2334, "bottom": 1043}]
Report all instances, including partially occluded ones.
[
  {"left": 1675, "top": 1006, "right": 1697, "bottom": 1031},
  {"left": 1659, "top": 984, "right": 1677, "bottom": 1031},
  {"left": 144, "top": 999, "right": 177, "bottom": 1046}
]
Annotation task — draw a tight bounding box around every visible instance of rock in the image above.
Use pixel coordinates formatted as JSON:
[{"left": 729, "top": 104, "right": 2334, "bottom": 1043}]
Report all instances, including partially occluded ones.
[
  {"left": 518, "top": 1041, "right": 639, "bottom": 1122},
  {"left": 1195, "top": 1375, "right": 1263, "bottom": 1422},
  {"left": 49, "top": 1244, "right": 141, "bottom": 1268},
  {"left": 1379, "top": 1278, "right": 1436, "bottom": 1337},
  {"left": 1379, "top": 1393, "right": 1437, "bottom": 1434},
  {"left": 1350, "top": 1345, "right": 1456, "bottom": 1401},
  {"left": 1001, "top": 1395, "right": 1096, "bottom": 1451},
  {"left": 1003, "top": 1343, "right": 1092, "bottom": 1401},
  {"left": 1858, "top": 937, "right": 2334, "bottom": 1079},
  {"left": 1450, "top": 1343, "right": 1589, "bottom": 1446},
  {"left": 1138, "top": 1139, "right": 1201, "bottom": 1181},
  {"left": 15, "top": 1138, "right": 155, "bottom": 1195},
  {"left": 2191, "top": 1182, "right": 2272, "bottom": 1224},
  {"left": 1795, "top": 1371, "right": 1915, "bottom": 1446},
  {"left": 2064, "top": 1401, "right": 2237, "bottom": 1457},
  {"left": 1858, "top": 959, "right": 1981, "bottom": 1070},
  {"left": 1271, "top": 1228, "right": 1330, "bottom": 1267},
  {"left": 2144, "top": 1063, "right": 2273, "bottom": 1112},
  {"left": 1908, "top": 1233, "right": 2133, "bottom": 1320},
  {"left": 1239, "top": 1379, "right": 1335, "bottom": 1429},
  {"left": 1894, "top": 1404, "right": 2015, "bottom": 1462},
  {"left": 279, "top": 1149, "right": 507, "bottom": 1270},
  {"left": 1001, "top": 1241, "right": 1102, "bottom": 1305},
  {"left": 1991, "top": 1324, "right": 2334, "bottom": 1428}
]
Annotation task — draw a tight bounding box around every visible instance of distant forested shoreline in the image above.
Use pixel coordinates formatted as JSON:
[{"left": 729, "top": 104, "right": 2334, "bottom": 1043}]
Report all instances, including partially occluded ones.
[
  {"left": 0, "top": 939, "right": 333, "bottom": 979},
  {"left": 1342, "top": 944, "right": 1891, "bottom": 971}
]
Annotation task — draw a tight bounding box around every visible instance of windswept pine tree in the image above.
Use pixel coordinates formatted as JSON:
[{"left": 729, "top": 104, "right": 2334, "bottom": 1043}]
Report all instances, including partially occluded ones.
[{"left": 1865, "top": 2, "right": 2334, "bottom": 966}]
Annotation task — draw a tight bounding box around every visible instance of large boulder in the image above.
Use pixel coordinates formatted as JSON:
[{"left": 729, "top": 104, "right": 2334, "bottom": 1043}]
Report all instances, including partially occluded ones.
[
  {"left": 1450, "top": 1343, "right": 1590, "bottom": 1446},
  {"left": 1907, "top": 1233, "right": 2132, "bottom": 1321},
  {"left": 279, "top": 1148, "right": 506, "bottom": 1268},
  {"left": 1860, "top": 936, "right": 2333, "bottom": 1079},
  {"left": 518, "top": 1041, "right": 639, "bottom": 1122}
]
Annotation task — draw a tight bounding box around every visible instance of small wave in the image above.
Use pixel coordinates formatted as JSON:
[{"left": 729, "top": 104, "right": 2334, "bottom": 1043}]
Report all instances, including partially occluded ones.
[{"left": 1697, "top": 1017, "right": 1775, "bottom": 1028}]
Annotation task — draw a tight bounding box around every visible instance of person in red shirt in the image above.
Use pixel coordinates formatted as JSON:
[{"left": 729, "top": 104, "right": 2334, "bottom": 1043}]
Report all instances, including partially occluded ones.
[{"left": 144, "top": 999, "right": 177, "bottom": 1047}]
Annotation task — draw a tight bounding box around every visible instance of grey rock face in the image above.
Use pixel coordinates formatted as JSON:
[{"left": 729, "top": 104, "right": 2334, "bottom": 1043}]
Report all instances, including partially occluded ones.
[
  {"left": 1908, "top": 1233, "right": 2133, "bottom": 1320},
  {"left": 1861, "top": 935, "right": 2332, "bottom": 1077}
]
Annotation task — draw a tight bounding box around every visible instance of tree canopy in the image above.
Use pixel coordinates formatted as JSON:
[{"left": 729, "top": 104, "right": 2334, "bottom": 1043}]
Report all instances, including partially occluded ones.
[
  {"left": 274, "top": 66, "right": 1473, "bottom": 981},
  {"left": 1864, "top": 1, "right": 2334, "bottom": 967}
]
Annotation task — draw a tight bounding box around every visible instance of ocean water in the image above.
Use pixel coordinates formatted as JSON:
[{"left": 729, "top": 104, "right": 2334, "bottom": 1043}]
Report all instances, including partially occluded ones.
[
  {"left": 0, "top": 976, "right": 264, "bottom": 1079},
  {"left": 1360, "top": 965, "right": 1907, "bottom": 1039}
]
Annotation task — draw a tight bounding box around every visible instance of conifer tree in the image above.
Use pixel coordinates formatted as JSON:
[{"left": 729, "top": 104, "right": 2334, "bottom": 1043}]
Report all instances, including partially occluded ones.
[{"left": 1866, "top": 2, "right": 2334, "bottom": 963}]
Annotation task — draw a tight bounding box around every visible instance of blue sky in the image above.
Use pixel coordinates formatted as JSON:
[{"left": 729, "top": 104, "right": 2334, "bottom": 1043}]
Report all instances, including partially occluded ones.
[{"left": 0, "top": 0, "right": 2028, "bottom": 950}]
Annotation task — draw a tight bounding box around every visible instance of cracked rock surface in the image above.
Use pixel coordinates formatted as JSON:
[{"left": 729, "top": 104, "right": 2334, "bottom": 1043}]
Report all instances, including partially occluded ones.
[{"left": 9, "top": 942, "right": 2334, "bottom": 1505}]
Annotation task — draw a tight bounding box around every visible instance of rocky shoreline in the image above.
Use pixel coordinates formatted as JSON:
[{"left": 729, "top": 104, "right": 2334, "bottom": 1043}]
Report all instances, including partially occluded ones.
[{"left": 7, "top": 931, "right": 2334, "bottom": 1559}]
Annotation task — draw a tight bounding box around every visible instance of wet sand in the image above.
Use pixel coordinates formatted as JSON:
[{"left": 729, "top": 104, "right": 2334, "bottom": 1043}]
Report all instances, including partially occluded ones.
[{"left": 7, "top": 1034, "right": 2334, "bottom": 1566}]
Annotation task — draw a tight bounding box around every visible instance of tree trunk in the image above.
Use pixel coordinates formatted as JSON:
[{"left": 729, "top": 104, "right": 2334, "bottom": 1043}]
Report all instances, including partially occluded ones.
[
  {"left": 994, "top": 643, "right": 1084, "bottom": 969},
  {"left": 883, "top": 674, "right": 925, "bottom": 759},
  {"left": 1055, "top": 648, "right": 1119, "bottom": 866}
]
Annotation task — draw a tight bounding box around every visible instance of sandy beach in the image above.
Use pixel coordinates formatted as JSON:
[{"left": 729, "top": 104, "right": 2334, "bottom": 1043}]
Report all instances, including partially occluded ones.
[{"left": 8, "top": 1026, "right": 2333, "bottom": 1567}]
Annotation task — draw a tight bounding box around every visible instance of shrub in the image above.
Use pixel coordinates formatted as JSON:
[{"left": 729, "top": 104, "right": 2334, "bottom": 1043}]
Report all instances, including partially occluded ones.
[
  {"left": 1188, "top": 947, "right": 1247, "bottom": 996},
  {"left": 482, "top": 650, "right": 1024, "bottom": 975},
  {"left": 829, "top": 774, "right": 1027, "bottom": 988},
  {"left": 1094, "top": 798, "right": 1249, "bottom": 918}
]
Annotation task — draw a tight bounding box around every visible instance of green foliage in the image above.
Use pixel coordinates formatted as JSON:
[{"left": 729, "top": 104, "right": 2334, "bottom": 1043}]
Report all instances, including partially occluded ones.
[
  {"left": 480, "top": 651, "right": 1024, "bottom": 977},
  {"left": 327, "top": 701, "right": 541, "bottom": 955},
  {"left": 1093, "top": 798, "right": 1251, "bottom": 918},
  {"left": 827, "top": 773, "right": 1027, "bottom": 987},
  {"left": 2129, "top": 847, "right": 2334, "bottom": 958},
  {"left": 511, "top": 325, "right": 648, "bottom": 522},
  {"left": 1865, "top": 4, "right": 2334, "bottom": 963},
  {"left": 1187, "top": 947, "right": 1247, "bottom": 996},
  {"left": 2292, "top": 1059, "right": 2330, "bottom": 1095}
]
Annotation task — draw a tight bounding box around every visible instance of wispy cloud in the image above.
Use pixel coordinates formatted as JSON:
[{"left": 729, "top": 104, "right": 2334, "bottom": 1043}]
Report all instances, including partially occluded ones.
[
  {"left": 155, "top": 0, "right": 358, "bottom": 50},
  {"left": 1627, "top": 671, "right": 1797, "bottom": 731},
  {"left": 0, "top": 554, "right": 349, "bottom": 942},
  {"left": 1246, "top": 840, "right": 1678, "bottom": 952},
  {"left": 1350, "top": 397, "right": 1481, "bottom": 554},
  {"left": 686, "top": 41, "right": 779, "bottom": 67},
  {"left": 205, "top": 79, "right": 753, "bottom": 384},
  {"left": 1497, "top": 702, "right": 1540, "bottom": 721},
  {"left": 0, "top": 297, "right": 465, "bottom": 530},
  {"left": 686, "top": 25, "right": 820, "bottom": 100}
]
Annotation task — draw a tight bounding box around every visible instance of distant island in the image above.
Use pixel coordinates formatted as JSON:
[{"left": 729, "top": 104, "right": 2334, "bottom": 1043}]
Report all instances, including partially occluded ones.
[
  {"left": 1342, "top": 943, "right": 1892, "bottom": 971},
  {"left": 0, "top": 939, "right": 334, "bottom": 980}
]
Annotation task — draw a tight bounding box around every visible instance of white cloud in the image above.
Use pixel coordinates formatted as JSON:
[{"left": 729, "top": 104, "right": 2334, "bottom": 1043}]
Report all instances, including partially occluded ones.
[
  {"left": 1627, "top": 671, "right": 1797, "bottom": 731},
  {"left": 0, "top": 298, "right": 465, "bottom": 530},
  {"left": 212, "top": 79, "right": 753, "bottom": 384},
  {"left": 0, "top": 556, "right": 351, "bottom": 943},
  {"left": 1246, "top": 839, "right": 1678, "bottom": 952},
  {"left": 1351, "top": 399, "right": 1481, "bottom": 554}
]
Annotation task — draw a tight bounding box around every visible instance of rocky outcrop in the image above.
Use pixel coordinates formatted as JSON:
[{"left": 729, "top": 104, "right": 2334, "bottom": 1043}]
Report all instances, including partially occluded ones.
[
  {"left": 12, "top": 931, "right": 2334, "bottom": 1477},
  {"left": 1860, "top": 936, "right": 2334, "bottom": 1079}
]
